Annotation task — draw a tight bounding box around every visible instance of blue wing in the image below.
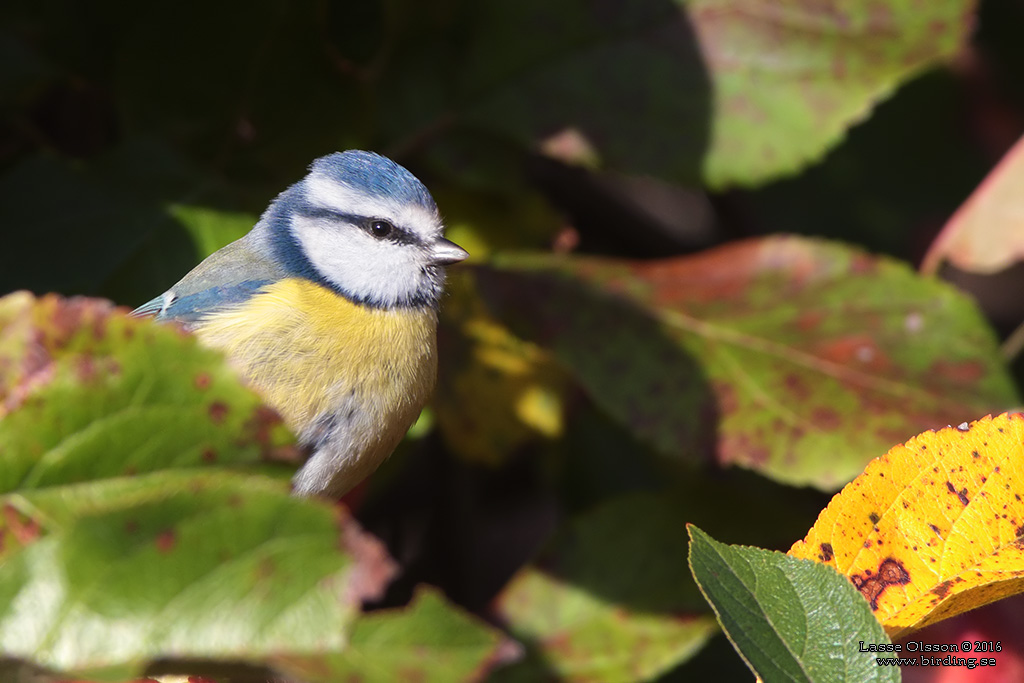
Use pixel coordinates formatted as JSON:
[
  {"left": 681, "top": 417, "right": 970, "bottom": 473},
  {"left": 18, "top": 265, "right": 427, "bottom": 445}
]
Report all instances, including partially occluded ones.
[
  {"left": 131, "top": 234, "right": 286, "bottom": 326},
  {"left": 133, "top": 280, "right": 273, "bottom": 324}
]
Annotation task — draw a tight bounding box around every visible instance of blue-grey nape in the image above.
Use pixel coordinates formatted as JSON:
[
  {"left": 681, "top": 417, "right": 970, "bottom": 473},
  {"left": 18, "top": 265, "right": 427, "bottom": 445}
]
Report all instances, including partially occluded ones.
[{"left": 311, "top": 151, "right": 437, "bottom": 212}]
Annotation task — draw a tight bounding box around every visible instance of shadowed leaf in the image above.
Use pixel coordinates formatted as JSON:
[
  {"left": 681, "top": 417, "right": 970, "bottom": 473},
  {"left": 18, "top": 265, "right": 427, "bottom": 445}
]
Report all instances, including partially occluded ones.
[
  {"left": 459, "top": 0, "right": 976, "bottom": 187},
  {"left": 274, "top": 587, "right": 503, "bottom": 683},
  {"left": 473, "top": 236, "right": 1019, "bottom": 489},
  {"left": 494, "top": 494, "right": 717, "bottom": 682},
  {"left": 436, "top": 272, "right": 567, "bottom": 466}
]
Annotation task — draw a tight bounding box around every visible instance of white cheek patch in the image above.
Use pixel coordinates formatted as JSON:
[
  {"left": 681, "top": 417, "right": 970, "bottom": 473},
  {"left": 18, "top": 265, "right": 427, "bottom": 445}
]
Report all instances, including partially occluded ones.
[
  {"left": 291, "top": 215, "right": 427, "bottom": 306},
  {"left": 304, "top": 173, "right": 442, "bottom": 242}
]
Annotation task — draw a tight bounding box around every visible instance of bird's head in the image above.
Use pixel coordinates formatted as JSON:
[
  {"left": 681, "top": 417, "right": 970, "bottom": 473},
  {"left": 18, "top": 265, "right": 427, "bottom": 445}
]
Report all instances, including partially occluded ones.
[{"left": 269, "top": 150, "right": 468, "bottom": 309}]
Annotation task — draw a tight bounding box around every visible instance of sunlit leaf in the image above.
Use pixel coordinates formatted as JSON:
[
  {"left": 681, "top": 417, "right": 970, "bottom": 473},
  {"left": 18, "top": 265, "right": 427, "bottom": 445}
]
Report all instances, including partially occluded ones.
[
  {"left": 474, "top": 236, "right": 1018, "bottom": 489},
  {"left": 0, "top": 468, "right": 401, "bottom": 682},
  {"left": 0, "top": 292, "right": 294, "bottom": 493},
  {"left": 790, "top": 413, "right": 1024, "bottom": 638},
  {"left": 0, "top": 293, "right": 504, "bottom": 682},
  {"left": 922, "top": 133, "right": 1024, "bottom": 275},
  {"left": 690, "top": 525, "right": 897, "bottom": 683}
]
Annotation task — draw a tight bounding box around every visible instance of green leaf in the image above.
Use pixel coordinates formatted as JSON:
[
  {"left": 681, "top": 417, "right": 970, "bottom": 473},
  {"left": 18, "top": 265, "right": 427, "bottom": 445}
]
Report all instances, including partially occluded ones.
[
  {"left": 458, "top": 0, "right": 976, "bottom": 187},
  {"left": 0, "top": 292, "right": 294, "bottom": 495},
  {"left": 0, "top": 471, "right": 386, "bottom": 681},
  {"left": 688, "top": 525, "right": 898, "bottom": 683},
  {"left": 473, "top": 236, "right": 1019, "bottom": 489},
  {"left": 169, "top": 204, "right": 256, "bottom": 261},
  {"left": 0, "top": 292, "right": 504, "bottom": 682},
  {"left": 275, "top": 587, "right": 503, "bottom": 683},
  {"left": 494, "top": 494, "right": 718, "bottom": 682}
]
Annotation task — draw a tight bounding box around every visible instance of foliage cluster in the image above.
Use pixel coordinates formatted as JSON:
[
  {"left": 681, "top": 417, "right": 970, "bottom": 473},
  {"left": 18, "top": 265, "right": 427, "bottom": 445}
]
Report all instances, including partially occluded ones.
[{"left": 2, "top": 1, "right": 1024, "bottom": 681}]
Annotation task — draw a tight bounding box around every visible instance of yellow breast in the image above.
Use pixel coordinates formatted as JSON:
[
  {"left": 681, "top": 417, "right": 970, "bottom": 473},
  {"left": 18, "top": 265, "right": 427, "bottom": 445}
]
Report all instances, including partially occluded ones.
[{"left": 193, "top": 278, "right": 438, "bottom": 447}]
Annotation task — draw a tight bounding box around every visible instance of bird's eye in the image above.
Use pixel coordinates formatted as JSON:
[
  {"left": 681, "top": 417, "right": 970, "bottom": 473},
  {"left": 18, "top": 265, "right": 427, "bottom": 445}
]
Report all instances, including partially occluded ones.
[{"left": 370, "top": 220, "right": 393, "bottom": 238}]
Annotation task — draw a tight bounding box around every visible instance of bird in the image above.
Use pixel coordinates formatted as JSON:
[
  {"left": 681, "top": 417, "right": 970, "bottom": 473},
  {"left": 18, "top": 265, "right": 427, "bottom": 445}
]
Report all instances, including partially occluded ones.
[{"left": 133, "top": 150, "right": 468, "bottom": 497}]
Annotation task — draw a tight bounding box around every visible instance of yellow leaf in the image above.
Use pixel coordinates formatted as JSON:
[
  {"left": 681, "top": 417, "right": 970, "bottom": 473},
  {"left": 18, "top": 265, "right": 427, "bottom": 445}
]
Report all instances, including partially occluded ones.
[
  {"left": 789, "top": 413, "right": 1024, "bottom": 639},
  {"left": 435, "top": 271, "right": 566, "bottom": 465}
]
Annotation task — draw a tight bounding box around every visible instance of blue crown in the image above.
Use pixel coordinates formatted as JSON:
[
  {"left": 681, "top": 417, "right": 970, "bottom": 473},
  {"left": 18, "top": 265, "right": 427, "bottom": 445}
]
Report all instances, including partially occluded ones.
[{"left": 310, "top": 150, "right": 436, "bottom": 211}]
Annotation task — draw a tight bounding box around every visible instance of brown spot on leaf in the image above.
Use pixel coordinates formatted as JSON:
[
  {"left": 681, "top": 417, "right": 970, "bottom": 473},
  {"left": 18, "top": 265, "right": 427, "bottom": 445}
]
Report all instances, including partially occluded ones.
[
  {"left": 194, "top": 372, "right": 212, "bottom": 390},
  {"left": 75, "top": 356, "right": 96, "bottom": 383},
  {"left": 868, "top": 512, "right": 880, "bottom": 525},
  {"left": 208, "top": 401, "right": 229, "bottom": 424},
  {"left": 932, "top": 580, "right": 953, "bottom": 599},
  {"left": 815, "top": 335, "right": 889, "bottom": 372},
  {"left": 945, "top": 481, "right": 970, "bottom": 506},
  {"left": 928, "top": 359, "right": 984, "bottom": 383},
  {"left": 254, "top": 557, "right": 276, "bottom": 581},
  {"left": 201, "top": 448, "right": 217, "bottom": 463},
  {"left": 2, "top": 504, "right": 42, "bottom": 546},
  {"left": 819, "top": 542, "right": 834, "bottom": 562},
  {"left": 243, "top": 405, "right": 283, "bottom": 445},
  {"left": 849, "top": 253, "right": 878, "bottom": 275},
  {"left": 155, "top": 529, "right": 176, "bottom": 554},
  {"left": 714, "top": 381, "right": 738, "bottom": 415},
  {"left": 851, "top": 558, "right": 911, "bottom": 610},
  {"left": 812, "top": 407, "right": 842, "bottom": 430},
  {"left": 796, "top": 311, "right": 825, "bottom": 332},
  {"left": 783, "top": 374, "right": 811, "bottom": 401}
]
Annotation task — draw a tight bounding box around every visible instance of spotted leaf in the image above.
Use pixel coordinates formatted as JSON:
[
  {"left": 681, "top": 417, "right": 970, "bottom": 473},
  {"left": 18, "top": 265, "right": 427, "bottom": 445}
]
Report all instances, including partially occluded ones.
[
  {"left": 473, "top": 236, "right": 1018, "bottom": 489},
  {"left": 460, "top": 0, "right": 977, "bottom": 187},
  {"left": 790, "top": 413, "right": 1024, "bottom": 638},
  {"left": 0, "top": 291, "right": 295, "bottom": 498}
]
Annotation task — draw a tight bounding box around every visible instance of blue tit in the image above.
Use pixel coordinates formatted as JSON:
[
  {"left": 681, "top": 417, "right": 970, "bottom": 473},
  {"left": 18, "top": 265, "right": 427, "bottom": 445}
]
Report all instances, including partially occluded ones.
[{"left": 133, "top": 150, "right": 468, "bottom": 497}]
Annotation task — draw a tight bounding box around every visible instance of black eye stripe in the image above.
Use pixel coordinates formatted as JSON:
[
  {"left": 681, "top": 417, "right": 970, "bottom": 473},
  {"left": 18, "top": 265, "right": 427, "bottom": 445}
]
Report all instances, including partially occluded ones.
[
  {"left": 362, "top": 217, "right": 418, "bottom": 245},
  {"left": 295, "top": 206, "right": 420, "bottom": 245}
]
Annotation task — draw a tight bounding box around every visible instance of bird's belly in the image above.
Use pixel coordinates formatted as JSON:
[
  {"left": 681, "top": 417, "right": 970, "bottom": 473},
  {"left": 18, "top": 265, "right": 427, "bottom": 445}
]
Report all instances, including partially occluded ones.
[{"left": 193, "top": 278, "right": 438, "bottom": 490}]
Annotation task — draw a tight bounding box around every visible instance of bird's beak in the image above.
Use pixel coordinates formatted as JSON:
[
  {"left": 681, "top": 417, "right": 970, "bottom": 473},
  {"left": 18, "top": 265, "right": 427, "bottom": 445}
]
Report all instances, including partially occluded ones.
[{"left": 428, "top": 238, "right": 470, "bottom": 266}]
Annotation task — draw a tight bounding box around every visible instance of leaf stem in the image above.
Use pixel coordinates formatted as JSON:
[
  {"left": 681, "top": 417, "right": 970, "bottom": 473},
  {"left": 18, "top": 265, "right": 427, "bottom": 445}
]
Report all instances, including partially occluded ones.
[{"left": 1001, "top": 318, "right": 1024, "bottom": 362}]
